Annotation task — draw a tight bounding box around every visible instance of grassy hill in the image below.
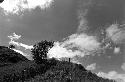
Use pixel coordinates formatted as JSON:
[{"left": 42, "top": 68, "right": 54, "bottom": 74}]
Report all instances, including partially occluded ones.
[
  {"left": 0, "top": 46, "right": 28, "bottom": 67},
  {"left": 25, "top": 59, "right": 116, "bottom": 82},
  {"left": 0, "top": 46, "right": 116, "bottom": 82}
]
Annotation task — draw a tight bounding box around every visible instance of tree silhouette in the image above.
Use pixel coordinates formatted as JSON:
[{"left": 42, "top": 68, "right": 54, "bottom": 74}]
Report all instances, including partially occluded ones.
[
  {"left": 9, "top": 45, "right": 16, "bottom": 49},
  {"left": 31, "top": 40, "right": 54, "bottom": 64}
]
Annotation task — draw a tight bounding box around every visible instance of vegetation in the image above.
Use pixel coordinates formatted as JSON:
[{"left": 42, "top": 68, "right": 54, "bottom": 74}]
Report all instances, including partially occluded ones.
[
  {"left": 25, "top": 61, "right": 115, "bottom": 82},
  {"left": 0, "top": 46, "right": 28, "bottom": 66},
  {"left": 31, "top": 40, "right": 54, "bottom": 64},
  {"left": 9, "top": 44, "right": 16, "bottom": 49},
  {"left": 0, "top": 41, "right": 116, "bottom": 82}
]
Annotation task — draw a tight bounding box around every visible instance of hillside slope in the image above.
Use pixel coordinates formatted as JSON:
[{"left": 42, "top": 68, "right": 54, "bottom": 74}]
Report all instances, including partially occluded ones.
[
  {"left": 25, "top": 59, "right": 115, "bottom": 82},
  {"left": 0, "top": 46, "right": 28, "bottom": 67},
  {"left": 0, "top": 46, "right": 116, "bottom": 82}
]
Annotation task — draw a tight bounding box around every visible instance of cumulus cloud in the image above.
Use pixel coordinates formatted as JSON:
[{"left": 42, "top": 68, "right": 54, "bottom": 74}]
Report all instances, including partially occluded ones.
[
  {"left": 106, "top": 24, "right": 125, "bottom": 44},
  {"left": 86, "top": 63, "right": 96, "bottom": 71},
  {"left": 48, "top": 33, "right": 101, "bottom": 59},
  {"left": 62, "top": 33, "right": 100, "bottom": 51},
  {"left": 97, "top": 71, "right": 125, "bottom": 82},
  {"left": 47, "top": 42, "right": 83, "bottom": 59},
  {"left": 0, "top": 0, "right": 54, "bottom": 14}
]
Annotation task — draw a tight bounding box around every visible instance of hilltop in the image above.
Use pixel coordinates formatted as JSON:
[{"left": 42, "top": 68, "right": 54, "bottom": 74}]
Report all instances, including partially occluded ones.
[
  {"left": 0, "top": 45, "right": 116, "bottom": 82},
  {"left": 0, "top": 46, "right": 28, "bottom": 67}
]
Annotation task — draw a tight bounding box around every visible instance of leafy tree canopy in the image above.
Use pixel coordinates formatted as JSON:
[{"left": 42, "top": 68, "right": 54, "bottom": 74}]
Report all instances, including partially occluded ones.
[{"left": 31, "top": 40, "right": 54, "bottom": 64}]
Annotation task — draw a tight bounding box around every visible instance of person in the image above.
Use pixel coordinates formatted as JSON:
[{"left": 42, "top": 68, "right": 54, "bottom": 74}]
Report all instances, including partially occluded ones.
[{"left": 69, "top": 58, "right": 70, "bottom": 62}]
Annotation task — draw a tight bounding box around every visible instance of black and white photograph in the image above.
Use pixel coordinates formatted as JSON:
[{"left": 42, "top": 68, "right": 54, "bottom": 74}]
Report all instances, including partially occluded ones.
[{"left": 0, "top": 0, "right": 124, "bottom": 82}]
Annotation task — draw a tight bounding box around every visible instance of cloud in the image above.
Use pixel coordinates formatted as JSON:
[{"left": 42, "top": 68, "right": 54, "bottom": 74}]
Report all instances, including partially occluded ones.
[
  {"left": 12, "top": 48, "right": 27, "bottom": 57},
  {"left": 114, "top": 47, "right": 120, "bottom": 54},
  {"left": 76, "top": 0, "right": 94, "bottom": 33},
  {"left": 12, "top": 48, "right": 33, "bottom": 60},
  {"left": 97, "top": 71, "right": 125, "bottom": 82},
  {"left": 8, "top": 33, "right": 33, "bottom": 50},
  {"left": 121, "top": 63, "right": 125, "bottom": 71},
  {"left": 8, "top": 32, "right": 21, "bottom": 40},
  {"left": 106, "top": 24, "right": 125, "bottom": 44},
  {"left": 47, "top": 42, "right": 83, "bottom": 59},
  {"left": 62, "top": 33, "right": 100, "bottom": 51},
  {"left": 48, "top": 33, "right": 101, "bottom": 59},
  {"left": 8, "top": 33, "right": 34, "bottom": 60},
  {"left": 86, "top": 63, "right": 96, "bottom": 71},
  {"left": 8, "top": 32, "right": 101, "bottom": 62},
  {"left": 0, "top": 0, "right": 54, "bottom": 15}
]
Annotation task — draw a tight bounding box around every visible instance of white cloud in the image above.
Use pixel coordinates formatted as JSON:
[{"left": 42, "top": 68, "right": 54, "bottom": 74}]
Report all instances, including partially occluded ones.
[
  {"left": 47, "top": 42, "right": 83, "bottom": 59},
  {"left": 12, "top": 48, "right": 27, "bottom": 56},
  {"left": 71, "top": 57, "right": 82, "bottom": 64},
  {"left": 62, "top": 33, "right": 100, "bottom": 51},
  {"left": 86, "top": 63, "right": 96, "bottom": 71},
  {"left": 8, "top": 32, "right": 21, "bottom": 40},
  {"left": 106, "top": 24, "right": 120, "bottom": 38},
  {"left": 77, "top": 10, "right": 88, "bottom": 32},
  {"left": 106, "top": 24, "right": 125, "bottom": 44},
  {"left": 8, "top": 33, "right": 33, "bottom": 50},
  {"left": 12, "top": 49, "right": 33, "bottom": 60},
  {"left": 48, "top": 33, "right": 101, "bottom": 60},
  {"left": 19, "top": 43, "right": 33, "bottom": 50},
  {"left": 121, "top": 63, "right": 125, "bottom": 71},
  {"left": 8, "top": 33, "right": 34, "bottom": 60},
  {"left": 97, "top": 71, "right": 125, "bottom": 82},
  {"left": 0, "top": 0, "right": 54, "bottom": 15},
  {"left": 114, "top": 47, "right": 120, "bottom": 54},
  {"left": 8, "top": 32, "right": 100, "bottom": 62},
  {"left": 77, "top": 0, "right": 93, "bottom": 33}
]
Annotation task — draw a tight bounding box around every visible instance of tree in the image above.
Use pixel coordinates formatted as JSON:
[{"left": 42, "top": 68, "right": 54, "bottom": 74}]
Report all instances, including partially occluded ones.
[{"left": 31, "top": 40, "right": 54, "bottom": 64}]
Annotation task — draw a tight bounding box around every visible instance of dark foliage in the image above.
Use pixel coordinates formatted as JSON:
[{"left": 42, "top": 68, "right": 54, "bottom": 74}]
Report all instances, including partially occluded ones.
[
  {"left": 9, "top": 45, "right": 16, "bottom": 49},
  {"left": 0, "top": 58, "right": 58, "bottom": 82},
  {"left": 0, "top": 61, "right": 38, "bottom": 82},
  {"left": 25, "top": 60, "right": 116, "bottom": 82},
  {"left": 0, "top": 46, "right": 28, "bottom": 67},
  {"left": 31, "top": 40, "right": 54, "bottom": 64},
  {"left": 0, "top": 57, "right": 116, "bottom": 82},
  {"left": 0, "top": 45, "right": 116, "bottom": 82}
]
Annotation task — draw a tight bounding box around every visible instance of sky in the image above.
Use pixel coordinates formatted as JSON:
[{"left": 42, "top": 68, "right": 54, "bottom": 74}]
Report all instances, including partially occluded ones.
[
  {"left": 0, "top": 0, "right": 78, "bottom": 45},
  {"left": 0, "top": 0, "right": 125, "bottom": 81}
]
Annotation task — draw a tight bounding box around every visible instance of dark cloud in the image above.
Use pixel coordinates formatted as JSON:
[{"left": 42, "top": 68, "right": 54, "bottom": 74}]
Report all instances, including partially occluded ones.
[
  {"left": 79, "top": 0, "right": 125, "bottom": 33},
  {"left": 0, "top": 0, "right": 79, "bottom": 45},
  {"left": 14, "top": 0, "right": 78, "bottom": 42}
]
